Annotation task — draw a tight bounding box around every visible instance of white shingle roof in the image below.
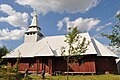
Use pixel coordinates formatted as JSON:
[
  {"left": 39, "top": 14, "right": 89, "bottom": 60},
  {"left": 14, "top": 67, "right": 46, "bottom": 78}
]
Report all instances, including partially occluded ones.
[
  {"left": 91, "top": 39, "right": 118, "bottom": 57},
  {"left": 4, "top": 33, "right": 118, "bottom": 58}
]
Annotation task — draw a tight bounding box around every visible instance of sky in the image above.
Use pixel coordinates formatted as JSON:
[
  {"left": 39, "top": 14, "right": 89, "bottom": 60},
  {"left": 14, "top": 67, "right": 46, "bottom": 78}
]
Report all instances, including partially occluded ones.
[{"left": 0, "top": 0, "right": 120, "bottom": 50}]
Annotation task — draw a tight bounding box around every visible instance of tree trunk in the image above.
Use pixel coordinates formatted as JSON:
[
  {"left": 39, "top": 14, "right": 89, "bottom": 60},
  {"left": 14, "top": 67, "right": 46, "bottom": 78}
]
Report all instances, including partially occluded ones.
[{"left": 67, "top": 58, "right": 69, "bottom": 80}]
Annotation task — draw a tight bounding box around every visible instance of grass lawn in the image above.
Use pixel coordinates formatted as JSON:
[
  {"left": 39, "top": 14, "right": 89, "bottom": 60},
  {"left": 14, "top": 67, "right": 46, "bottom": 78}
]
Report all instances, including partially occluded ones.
[{"left": 28, "top": 74, "right": 120, "bottom": 80}]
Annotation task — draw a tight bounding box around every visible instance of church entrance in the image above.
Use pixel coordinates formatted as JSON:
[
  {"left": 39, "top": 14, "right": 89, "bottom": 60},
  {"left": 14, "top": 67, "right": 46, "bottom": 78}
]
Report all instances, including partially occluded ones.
[
  {"left": 36, "top": 57, "right": 52, "bottom": 74},
  {"left": 42, "top": 58, "right": 49, "bottom": 73}
]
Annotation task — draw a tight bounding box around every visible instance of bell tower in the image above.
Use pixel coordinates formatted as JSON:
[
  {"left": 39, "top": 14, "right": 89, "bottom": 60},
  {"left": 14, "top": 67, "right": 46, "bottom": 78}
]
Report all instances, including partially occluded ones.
[{"left": 24, "top": 9, "right": 43, "bottom": 43}]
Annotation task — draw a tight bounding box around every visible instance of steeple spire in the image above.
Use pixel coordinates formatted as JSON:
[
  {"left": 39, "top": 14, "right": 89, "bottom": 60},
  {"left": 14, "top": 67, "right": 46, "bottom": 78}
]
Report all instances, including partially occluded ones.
[
  {"left": 30, "top": 8, "right": 38, "bottom": 27},
  {"left": 24, "top": 8, "right": 43, "bottom": 43}
]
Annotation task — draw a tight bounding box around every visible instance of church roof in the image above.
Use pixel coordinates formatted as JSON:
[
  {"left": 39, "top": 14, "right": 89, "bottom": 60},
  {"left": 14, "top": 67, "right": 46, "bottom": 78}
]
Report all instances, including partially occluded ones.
[
  {"left": 91, "top": 39, "right": 118, "bottom": 57},
  {"left": 4, "top": 33, "right": 118, "bottom": 58}
]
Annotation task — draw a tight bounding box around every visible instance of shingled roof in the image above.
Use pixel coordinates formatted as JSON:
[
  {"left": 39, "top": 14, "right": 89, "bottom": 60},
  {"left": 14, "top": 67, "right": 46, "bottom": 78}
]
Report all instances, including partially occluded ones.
[{"left": 4, "top": 33, "right": 118, "bottom": 58}]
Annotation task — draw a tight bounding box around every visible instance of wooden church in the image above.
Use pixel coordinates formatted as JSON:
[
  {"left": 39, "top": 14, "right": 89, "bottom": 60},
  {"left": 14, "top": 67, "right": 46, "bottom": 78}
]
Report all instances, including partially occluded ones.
[{"left": 4, "top": 10, "right": 118, "bottom": 75}]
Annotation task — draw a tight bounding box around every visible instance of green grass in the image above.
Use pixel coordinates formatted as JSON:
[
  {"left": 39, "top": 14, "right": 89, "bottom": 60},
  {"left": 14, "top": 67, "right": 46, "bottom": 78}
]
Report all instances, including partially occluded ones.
[{"left": 28, "top": 74, "right": 120, "bottom": 80}]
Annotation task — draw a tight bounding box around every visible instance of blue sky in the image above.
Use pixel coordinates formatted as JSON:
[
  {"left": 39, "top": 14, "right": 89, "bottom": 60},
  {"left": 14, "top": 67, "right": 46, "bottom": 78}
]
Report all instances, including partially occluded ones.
[{"left": 0, "top": 0, "right": 120, "bottom": 50}]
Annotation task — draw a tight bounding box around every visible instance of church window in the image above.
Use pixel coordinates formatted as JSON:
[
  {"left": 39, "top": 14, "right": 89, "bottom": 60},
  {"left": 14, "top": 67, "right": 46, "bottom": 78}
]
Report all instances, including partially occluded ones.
[
  {"left": 81, "top": 60, "right": 84, "bottom": 64},
  {"left": 29, "top": 63, "right": 34, "bottom": 68},
  {"left": 30, "top": 33, "right": 32, "bottom": 35},
  {"left": 79, "top": 58, "right": 85, "bottom": 65}
]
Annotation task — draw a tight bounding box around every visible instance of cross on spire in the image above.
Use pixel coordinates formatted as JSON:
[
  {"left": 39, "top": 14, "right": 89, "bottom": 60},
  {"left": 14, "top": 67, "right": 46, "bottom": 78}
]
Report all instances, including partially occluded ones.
[{"left": 30, "top": 8, "right": 38, "bottom": 27}]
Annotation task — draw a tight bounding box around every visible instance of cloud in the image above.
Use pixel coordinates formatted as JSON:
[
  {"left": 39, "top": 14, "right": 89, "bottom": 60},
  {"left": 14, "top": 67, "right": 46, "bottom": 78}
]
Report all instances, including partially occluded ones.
[
  {"left": 95, "top": 22, "right": 112, "bottom": 32},
  {"left": 57, "top": 17, "right": 100, "bottom": 32},
  {"left": 0, "top": 4, "right": 29, "bottom": 40},
  {"left": 92, "top": 33, "right": 103, "bottom": 39},
  {"left": 0, "top": 42, "right": 4, "bottom": 48},
  {"left": 15, "top": 0, "right": 100, "bottom": 14},
  {"left": 107, "top": 46, "right": 120, "bottom": 55},
  {"left": 0, "top": 4, "right": 29, "bottom": 28},
  {"left": 0, "top": 28, "right": 25, "bottom": 40},
  {"left": 105, "top": 22, "right": 112, "bottom": 26},
  {"left": 116, "top": 10, "right": 120, "bottom": 16},
  {"left": 96, "top": 26, "right": 104, "bottom": 32},
  {"left": 116, "top": 10, "right": 120, "bottom": 20}
]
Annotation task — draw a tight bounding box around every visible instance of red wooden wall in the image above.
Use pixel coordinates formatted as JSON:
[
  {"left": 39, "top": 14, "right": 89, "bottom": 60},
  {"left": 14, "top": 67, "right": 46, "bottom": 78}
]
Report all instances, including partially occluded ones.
[
  {"left": 18, "top": 58, "right": 37, "bottom": 73},
  {"left": 18, "top": 57, "right": 52, "bottom": 74},
  {"left": 6, "top": 56, "right": 117, "bottom": 75},
  {"left": 95, "top": 57, "right": 117, "bottom": 74},
  {"left": 53, "top": 57, "right": 67, "bottom": 72},
  {"left": 54, "top": 56, "right": 96, "bottom": 73},
  {"left": 68, "top": 57, "right": 96, "bottom": 73}
]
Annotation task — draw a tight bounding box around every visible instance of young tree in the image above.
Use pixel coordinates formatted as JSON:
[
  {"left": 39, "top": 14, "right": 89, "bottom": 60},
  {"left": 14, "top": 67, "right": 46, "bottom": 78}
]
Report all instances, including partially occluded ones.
[
  {"left": 61, "top": 27, "right": 90, "bottom": 80},
  {"left": 102, "top": 14, "right": 120, "bottom": 48}
]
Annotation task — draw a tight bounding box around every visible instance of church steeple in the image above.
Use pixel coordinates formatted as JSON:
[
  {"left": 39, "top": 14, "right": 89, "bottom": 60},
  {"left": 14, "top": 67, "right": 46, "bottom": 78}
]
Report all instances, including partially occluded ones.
[
  {"left": 30, "top": 8, "right": 38, "bottom": 27},
  {"left": 24, "top": 9, "right": 43, "bottom": 43}
]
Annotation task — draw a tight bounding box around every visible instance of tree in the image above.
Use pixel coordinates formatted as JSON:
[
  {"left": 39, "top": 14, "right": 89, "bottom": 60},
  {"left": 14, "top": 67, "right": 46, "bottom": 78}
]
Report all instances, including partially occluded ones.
[
  {"left": 102, "top": 14, "right": 120, "bottom": 48},
  {"left": 0, "top": 46, "right": 9, "bottom": 58},
  {"left": 0, "top": 46, "right": 9, "bottom": 63},
  {"left": 61, "top": 27, "right": 90, "bottom": 80},
  {"left": 0, "top": 48, "right": 21, "bottom": 79}
]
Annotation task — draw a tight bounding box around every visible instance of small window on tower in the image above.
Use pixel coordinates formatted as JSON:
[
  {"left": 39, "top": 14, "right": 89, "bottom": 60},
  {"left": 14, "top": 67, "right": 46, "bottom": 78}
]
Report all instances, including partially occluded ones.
[
  {"left": 26, "top": 33, "right": 29, "bottom": 35},
  {"left": 30, "top": 33, "right": 32, "bottom": 35},
  {"left": 33, "top": 32, "right": 35, "bottom": 34}
]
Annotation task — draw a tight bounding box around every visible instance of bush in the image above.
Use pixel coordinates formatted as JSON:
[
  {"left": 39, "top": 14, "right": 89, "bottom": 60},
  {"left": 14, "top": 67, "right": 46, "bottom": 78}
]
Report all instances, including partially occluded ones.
[{"left": 0, "top": 64, "right": 22, "bottom": 80}]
